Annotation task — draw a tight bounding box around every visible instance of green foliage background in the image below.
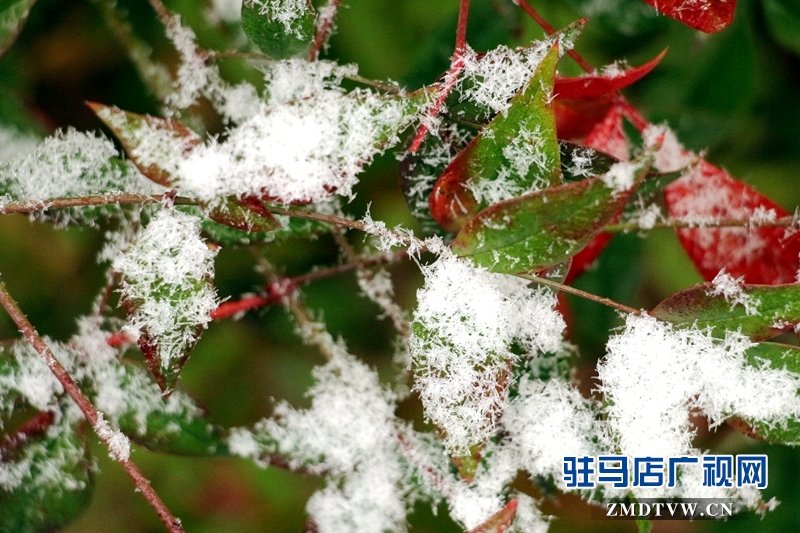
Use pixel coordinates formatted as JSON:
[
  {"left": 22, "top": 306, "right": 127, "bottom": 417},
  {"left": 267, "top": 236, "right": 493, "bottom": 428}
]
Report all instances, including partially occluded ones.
[{"left": 2, "top": 0, "right": 800, "bottom": 531}]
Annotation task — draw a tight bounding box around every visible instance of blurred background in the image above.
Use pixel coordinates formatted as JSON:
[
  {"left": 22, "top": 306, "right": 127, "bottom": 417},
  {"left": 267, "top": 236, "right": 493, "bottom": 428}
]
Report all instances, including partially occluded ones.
[{"left": 1, "top": 0, "right": 800, "bottom": 531}]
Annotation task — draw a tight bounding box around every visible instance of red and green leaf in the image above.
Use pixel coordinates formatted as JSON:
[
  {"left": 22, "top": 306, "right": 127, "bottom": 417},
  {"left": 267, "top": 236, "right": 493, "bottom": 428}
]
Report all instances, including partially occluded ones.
[
  {"left": 553, "top": 49, "right": 667, "bottom": 99},
  {"left": 430, "top": 43, "right": 561, "bottom": 233},
  {"left": 89, "top": 102, "right": 201, "bottom": 188},
  {"left": 452, "top": 152, "right": 653, "bottom": 273},
  {"left": 651, "top": 282, "right": 800, "bottom": 340}
]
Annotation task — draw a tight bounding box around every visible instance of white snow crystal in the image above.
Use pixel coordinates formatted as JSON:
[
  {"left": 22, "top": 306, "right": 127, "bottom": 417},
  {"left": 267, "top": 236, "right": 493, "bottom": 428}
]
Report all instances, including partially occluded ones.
[
  {"left": 599, "top": 314, "right": 800, "bottom": 500},
  {"left": 113, "top": 209, "right": 218, "bottom": 369},
  {"left": 708, "top": 270, "right": 759, "bottom": 316},
  {"left": 410, "top": 252, "right": 565, "bottom": 454}
]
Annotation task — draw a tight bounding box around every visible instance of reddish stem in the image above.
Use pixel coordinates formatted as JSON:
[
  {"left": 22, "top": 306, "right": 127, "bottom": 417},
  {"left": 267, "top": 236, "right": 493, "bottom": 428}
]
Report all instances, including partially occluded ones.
[
  {"left": 0, "top": 411, "right": 56, "bottom": 457},
  {"left": 309, "top": 0, "right": 342, "bottom": 61},
  {"left": 0, "top": 280, "right": 185, "bottom": 533},
  {"left": 515, "top": 0, "right": 594, "bottom": 73},
  {"left": 409, "top": 0, "right": 471, "bottom": 153}
]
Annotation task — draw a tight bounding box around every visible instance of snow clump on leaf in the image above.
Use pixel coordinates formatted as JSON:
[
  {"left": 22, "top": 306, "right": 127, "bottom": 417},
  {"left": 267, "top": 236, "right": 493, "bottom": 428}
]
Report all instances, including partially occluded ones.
[
  {"left": 410, "top": 252, "right": 565, "bottom": 455},
  {"left": 113, "top": 209, "right": 218, "bottom": 375}
]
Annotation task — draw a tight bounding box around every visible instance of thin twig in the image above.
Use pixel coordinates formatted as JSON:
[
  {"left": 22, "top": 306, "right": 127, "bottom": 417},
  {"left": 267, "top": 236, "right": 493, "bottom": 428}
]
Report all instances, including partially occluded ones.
[
  {"left": 0, "top": 280, "right": 185, "bottom": 533},
  {"left": 309, "top": 0, "right": 342, "bottom": 61},
  {"left": 0, "top": 194, "right": 195, "bottom": 215},
  {"left": 605, "top": 216, "right": 799, "bottom": 233},
  {"left": 145, "top": 0, "right": 172, "bottom": 25},
  {"left": 408, "top": 0, "right": 471, "bottom": 152},
  {"left": 514, "top": 0, "right": 594, "bottom": 73},
  {"left": 520, "top": 273, "right": 641, "bottom": 315}
]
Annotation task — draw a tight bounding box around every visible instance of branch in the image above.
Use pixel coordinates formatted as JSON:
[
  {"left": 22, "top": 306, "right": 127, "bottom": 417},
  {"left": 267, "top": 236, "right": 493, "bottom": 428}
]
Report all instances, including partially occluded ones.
[
  {"left": 605, "top": 216, "right": 800, "bottom": 233},
  {"left": 520, "top": 273, "right": 641, "bottom": 315},
  {"left": 514, "top": 0, "right": 594, "bottom": 73},
  {"left": 309, "top": 0, "right": 342, "bottom": 61},
  {"left": 0, "top": 280, "right": 185, "bottom": 533},
  {"left": 408, "top": 0, "right": 471, "bottom": 152},
  {"left": 0, "top": 194, "right": 197, "bottom": 215}
]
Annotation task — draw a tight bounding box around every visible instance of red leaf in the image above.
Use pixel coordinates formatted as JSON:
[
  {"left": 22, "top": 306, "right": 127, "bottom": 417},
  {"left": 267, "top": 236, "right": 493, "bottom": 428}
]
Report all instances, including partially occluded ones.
[
  {"left": 467, "top": 499, "right": 518, "bottom": 533},
  {"left": 664, "top": 160, "right": 800, "bottom": 284},
  {"left": 554, "top": 49, "right": 667, "bottom": 99},
  {"left": 553, "top": 96, "right": 613, "bottom": 140},
  {"left": 641, "top": 0, "right": 737, "bottom": 33}
]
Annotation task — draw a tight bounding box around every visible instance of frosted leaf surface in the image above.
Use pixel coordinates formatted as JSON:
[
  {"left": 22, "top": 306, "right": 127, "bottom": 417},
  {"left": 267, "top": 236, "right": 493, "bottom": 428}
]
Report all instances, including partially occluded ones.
[
  {"left": 245, "top": 0, "right": 312, "bottom": 38},
  {"left": 176, "top": 61, "right": 412, "bottom": 203},
  {"left": 643, "top": 123, "right": 694, "bottom": 173},
  {"left": 708, "top": 270, "right": 759, "bottom": 316},
  {"left": 0, "top": 129, "right": 157, "bottom": 206},
  {"left": 246, "top": 352, "right": 409, "bottom": 533},
  {"left": 410, "top": 253, "right": 565, "bottom": 454},
  {"left": 0, "top": 125, "right": 38, "bottom": 160},
  {"left": 599, "top": 314, "right": 800, "bottom": 499},
  {"left": 113, "top": 209, "right": 218, "bottom": 372},
  {"left": 456, "top": 43, "right": 550, "bottom": 117},
  {"left": 503, "top": 378, "right": 609, "bottom": 483}
]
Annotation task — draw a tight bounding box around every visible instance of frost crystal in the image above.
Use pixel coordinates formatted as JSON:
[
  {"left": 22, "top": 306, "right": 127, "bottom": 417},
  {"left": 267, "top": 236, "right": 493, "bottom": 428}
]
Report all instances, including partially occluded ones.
[
  {"left": 708, "top": 270, "right": 759, "bottom": 316},
  {"left": 599, "top": 314, "right": 800, "bottom": 500},
  {"left": 113, "top": 209, "right": 218, "bottom": 370},
  {"left": 410, "top": 253, "right": 565, "bottom": 454},
  {"left": 457, "top": 43, "right": 549, "bottom": 116},
  {"left": 504, "top": 378, "right": 609, "bottom": 483},
  {"left": 256, "top": 353, "right": 408, "bottom": 533},
  {"left": 0, "top": 129, "right": 156, "bottom": 207},
  {"left": 600, "top": 160, "right": 637, "bottom": 192},
  {"left": 176, "top": 60, "right": 412, "bottom": 204},
  {"left": 643, "top": 123, "right": 694, "bottom": 173}
]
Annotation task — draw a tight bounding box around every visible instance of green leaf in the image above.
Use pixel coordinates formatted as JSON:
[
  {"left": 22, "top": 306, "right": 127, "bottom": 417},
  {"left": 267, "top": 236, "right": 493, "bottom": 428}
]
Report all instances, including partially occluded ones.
[
  {"left": 0, "top": 0, "right": 36, "bottom": 58},
  {"left": 112, "top": 362, "right": 230, "bottom": 456},
  {"left": 451, "top": 153, "right": 653, "bottom": 273},
  {"left": 115, "top": 209, "right": 217, "bottom": 395},
  {"left": 735, "top": 342, "right": 800, "bottom": 444},
  {"left": 430, "top": 43, "right": 562, "bottom": 233},
  {"left": 0, "top": 416, "right": 94, "bottom": 533},
  {"left": 651, "top": 283, "right": 800, "bottom": 340},
  {"left": 763, "top": 0, "right": 800, "bottom": 56},
  {"left": 89, "top": 102, "right": 201, "bottom": 188},
  {"left": 241, "top": 0, "right": 316, "bottom": 59},
  {"left": 203, "top": 196, "right": 282, "bottom": 234}
]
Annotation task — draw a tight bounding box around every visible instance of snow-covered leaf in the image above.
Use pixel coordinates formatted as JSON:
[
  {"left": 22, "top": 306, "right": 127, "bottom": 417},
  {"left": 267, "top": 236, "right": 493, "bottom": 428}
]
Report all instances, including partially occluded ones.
[
  {"left": 0, "top": 414, "right": 93, "bottom": 533},
  {"left": 735, "top": 342, "right": 800, "bottom": 444},
  {"left": 444, "top": 20, "right": 585, "bottom": 124},
  {"left": 430, "top": 43, "right": 561, "bottom": 233},
  {"left": 110, "top": 362, "right": 230, "bottom": 456},
  {"left": 89, "top": 103, "right": 201, "bottom": 188},
  {"left": 241, "top": 0, "right": 316, "bottom": 59},
  {"left": 554, "top": 49, "right": 667, "bottom": 99},
  {"left": 114, "top": 209, "right": 218, "bottom": 395},
  {"left": 0, "top": 0, "right": 36, "bottom": 57},
  {"left": 641, "top": 0, "right": 736, "bottom": 33},
  {"left": 664, "top": 159, "right": 800, "bottom": 284},
  {"left": 651, "top": 280, "right": 800, "bottom": 340},
  {"left": 451, "top": 152, "right": 653, "bottom": 273}
]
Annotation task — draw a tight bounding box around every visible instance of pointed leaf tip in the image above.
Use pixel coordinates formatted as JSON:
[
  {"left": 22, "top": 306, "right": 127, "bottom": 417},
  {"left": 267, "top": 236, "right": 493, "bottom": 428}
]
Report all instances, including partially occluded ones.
[{"left": 554, "top": 49, "right": 667, "bottom": 100}]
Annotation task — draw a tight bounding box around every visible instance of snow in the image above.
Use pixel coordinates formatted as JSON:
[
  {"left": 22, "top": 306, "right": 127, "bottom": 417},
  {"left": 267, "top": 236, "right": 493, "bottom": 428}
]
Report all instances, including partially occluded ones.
[
  {"left": 600, "top": 160, "right": 638, "bottom": 192},
  {"left": 643, "top": 123, "right": 694, "bottom": 173},
  {"left": 0, "top": 129, "right": 157, "bottom": 208},
  {"left": 409, "top": 252, "right": 565, "bottom": 455},
  {"left": 599, "top": 313, "right": 800, "bottom": 500},
  {"left": 708, "top": 270, "right": 759, "bottom": 316},
  {"left": 456, "top": 42, "right": 551, "bottom": 117},
  {"left": 175, "top": 62, "right": 412, "bottom": 204},
  {"left": 113, "top": 209, "right": 218, "bottom": 370},
  {"left": 95, "top": 413, "right": 132, "bottom": 461},
  {"left": 245, "top": 0, "right": 314, "bottom": 38}
]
